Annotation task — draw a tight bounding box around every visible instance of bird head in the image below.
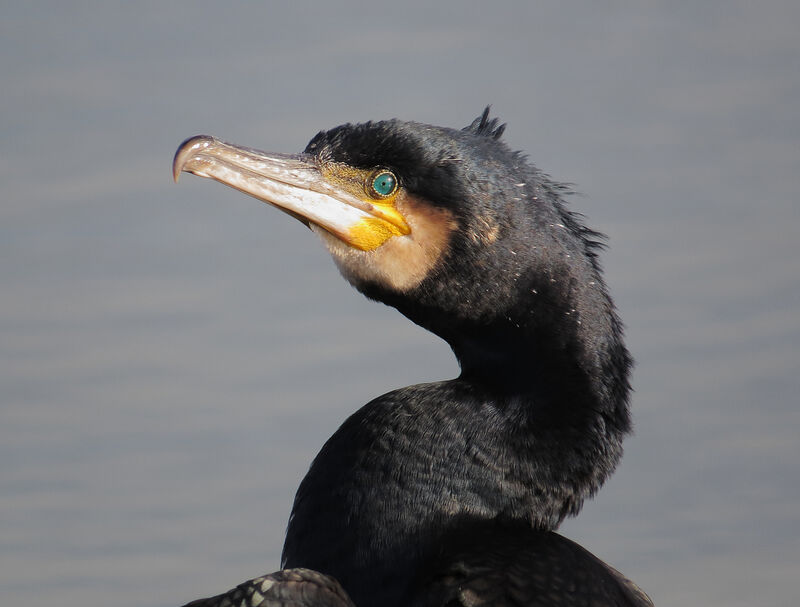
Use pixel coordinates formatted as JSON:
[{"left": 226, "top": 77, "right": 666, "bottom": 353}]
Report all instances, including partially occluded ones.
[{"left": 174, "top": 109, "right": 626, "bottom": 396}]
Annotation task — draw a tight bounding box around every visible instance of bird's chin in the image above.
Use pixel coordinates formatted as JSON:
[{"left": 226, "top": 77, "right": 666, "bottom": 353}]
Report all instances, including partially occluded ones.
[
  {"left": 311, "top": 223, "right": 354, "bottom": 262},
  {"left": 311, "top": 194, "right": 458, "bottom": 296},
  {"left": 310, "top": 223, "right": 384, "bottom": 291}
]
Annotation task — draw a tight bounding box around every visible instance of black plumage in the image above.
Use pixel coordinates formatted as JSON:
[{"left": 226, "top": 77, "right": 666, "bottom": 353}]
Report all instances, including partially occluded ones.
[{"left": 172, "top": 109, "right": 651, "bottom": 607}]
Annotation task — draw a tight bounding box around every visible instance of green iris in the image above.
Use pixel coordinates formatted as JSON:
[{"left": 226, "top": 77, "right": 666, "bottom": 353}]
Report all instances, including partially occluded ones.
[{"left": 369, "top": 170, "right": 397, "bottom": 198}]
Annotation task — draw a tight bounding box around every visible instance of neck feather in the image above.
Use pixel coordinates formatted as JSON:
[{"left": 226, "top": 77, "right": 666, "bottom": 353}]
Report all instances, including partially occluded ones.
[{"left": 282, "top": 368, "right": 629, "bottom": 605}]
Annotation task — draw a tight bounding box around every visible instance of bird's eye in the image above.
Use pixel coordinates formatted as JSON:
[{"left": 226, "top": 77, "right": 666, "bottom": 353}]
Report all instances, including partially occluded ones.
[{"left": 368, "top": 170, "right": 398, "bottom": 198}]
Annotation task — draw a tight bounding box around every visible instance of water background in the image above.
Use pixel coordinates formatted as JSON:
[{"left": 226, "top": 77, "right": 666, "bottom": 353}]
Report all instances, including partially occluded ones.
[{"left": 2, "top": 3, "right": 798, "bottom": 606}]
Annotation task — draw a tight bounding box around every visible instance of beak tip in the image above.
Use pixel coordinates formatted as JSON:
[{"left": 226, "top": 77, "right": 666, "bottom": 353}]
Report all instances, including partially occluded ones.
[{"left": 172, "top": 134, "right": 217, "bottom": 184}]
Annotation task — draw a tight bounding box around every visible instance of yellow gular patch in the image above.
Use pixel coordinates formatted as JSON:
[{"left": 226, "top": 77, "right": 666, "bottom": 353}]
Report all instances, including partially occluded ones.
[
  {"left": 348, "top": 217, "right": 407, "bottom": 251},
  {"left": 318, "top": 191, "right": 458, "bottom": 293}
]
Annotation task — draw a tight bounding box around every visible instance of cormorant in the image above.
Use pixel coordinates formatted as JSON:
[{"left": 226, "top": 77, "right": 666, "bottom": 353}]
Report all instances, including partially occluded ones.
[{"left": 172, "top": 109, "right": 652, "bottom": 607}]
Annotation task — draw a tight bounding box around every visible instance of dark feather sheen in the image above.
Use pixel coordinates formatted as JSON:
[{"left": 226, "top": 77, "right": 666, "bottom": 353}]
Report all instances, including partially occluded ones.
[{"left": 179, "top": 111, "right": 648, "bottom": 607}]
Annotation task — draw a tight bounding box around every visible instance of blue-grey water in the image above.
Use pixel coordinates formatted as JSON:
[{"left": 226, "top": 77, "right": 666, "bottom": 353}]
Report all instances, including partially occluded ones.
[{"left": 2, "top": 3, "right": 798, "bottom": 606}]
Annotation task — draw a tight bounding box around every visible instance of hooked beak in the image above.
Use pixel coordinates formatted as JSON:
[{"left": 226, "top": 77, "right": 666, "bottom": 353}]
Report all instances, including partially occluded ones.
[{"left": 172, "top": 135, "right": 409, "bottom": 251}]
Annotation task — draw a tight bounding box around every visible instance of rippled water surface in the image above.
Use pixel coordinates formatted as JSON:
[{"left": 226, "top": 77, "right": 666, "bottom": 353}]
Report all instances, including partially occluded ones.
[{"left": 2, "top": 4, "right": 798, "bottom": 606}]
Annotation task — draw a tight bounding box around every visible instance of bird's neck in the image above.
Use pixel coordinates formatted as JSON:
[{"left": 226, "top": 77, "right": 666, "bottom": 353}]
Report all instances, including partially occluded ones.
[
  {"left": 284, "top": 251, "right": 632, "bottom": 606},
  {"left": 282, "top": 361, "right": 629, "bottom": 605}
]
